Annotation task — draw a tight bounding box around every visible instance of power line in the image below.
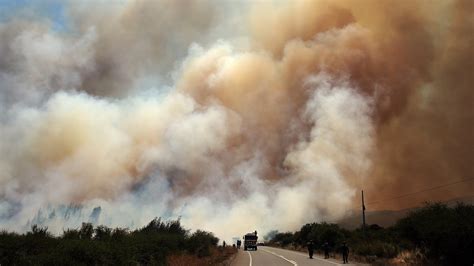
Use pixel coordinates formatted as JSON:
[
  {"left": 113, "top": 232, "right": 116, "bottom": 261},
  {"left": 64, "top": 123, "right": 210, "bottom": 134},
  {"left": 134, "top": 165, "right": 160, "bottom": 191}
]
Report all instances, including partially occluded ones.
[
  {"left": 367, "top": 177, "right": 474, "bottom": 205},
  {"left": 441, "top": 194, "right": 474, "bottom": 204},
  {"left": 364, "top": 195, "right": 474, "bottom": 215},
  {"left": 395, "top": 195, "right": 474, "bottom": 211}
]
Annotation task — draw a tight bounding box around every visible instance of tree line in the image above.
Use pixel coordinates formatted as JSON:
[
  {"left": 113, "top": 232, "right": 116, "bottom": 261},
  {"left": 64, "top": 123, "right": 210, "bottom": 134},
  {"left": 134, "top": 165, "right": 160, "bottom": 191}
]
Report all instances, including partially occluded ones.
[
  {"left": 267, "top": 202, "right": 473, "bottom": 265},
  {"left": 0, "top": 218, "right": 225, "bottom": 265}
]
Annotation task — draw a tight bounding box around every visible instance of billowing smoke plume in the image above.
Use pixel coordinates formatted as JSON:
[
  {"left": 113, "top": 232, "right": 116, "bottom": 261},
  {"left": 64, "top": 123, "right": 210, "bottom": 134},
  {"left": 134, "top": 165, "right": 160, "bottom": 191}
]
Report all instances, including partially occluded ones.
[{"left": 0, "top": 0, "right": 472, "bottom": 242}]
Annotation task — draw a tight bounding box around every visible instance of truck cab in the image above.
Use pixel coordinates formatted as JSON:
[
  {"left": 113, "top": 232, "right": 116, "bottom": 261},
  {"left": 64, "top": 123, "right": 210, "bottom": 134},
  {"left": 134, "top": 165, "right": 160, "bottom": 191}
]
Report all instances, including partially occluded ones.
[{"left": 243, "top": 231, "right": 258, "bottom": 251}]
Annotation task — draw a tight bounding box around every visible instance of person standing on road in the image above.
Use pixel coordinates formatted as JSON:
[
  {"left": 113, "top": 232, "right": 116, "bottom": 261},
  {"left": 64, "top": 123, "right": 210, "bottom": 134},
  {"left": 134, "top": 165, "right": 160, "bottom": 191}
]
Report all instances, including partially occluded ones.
[
  {"left": 341, "top": 242, "right": 349, "bottom": 264},
  {"left": 307, "top": 240, "right": 314, "bottom": 259},
  {"left": 237, "top": 240, "right": 241, "bottom": 249},
  {"left": 323, "top": 242, "right": 330, "bottom": 259}
]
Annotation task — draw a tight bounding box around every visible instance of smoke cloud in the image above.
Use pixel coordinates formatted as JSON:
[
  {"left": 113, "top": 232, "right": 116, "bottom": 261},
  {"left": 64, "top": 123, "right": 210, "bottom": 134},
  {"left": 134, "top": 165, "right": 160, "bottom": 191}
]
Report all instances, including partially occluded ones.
[{"left": 0, "top": 0, "right": 472, "bottom": 242}]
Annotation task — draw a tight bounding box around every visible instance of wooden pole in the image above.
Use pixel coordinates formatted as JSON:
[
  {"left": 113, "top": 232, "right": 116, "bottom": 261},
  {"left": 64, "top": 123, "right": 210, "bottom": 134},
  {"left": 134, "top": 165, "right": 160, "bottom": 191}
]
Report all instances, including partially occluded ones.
[{"left": 362, "top": 190, "right": 366, "bottom": 230}]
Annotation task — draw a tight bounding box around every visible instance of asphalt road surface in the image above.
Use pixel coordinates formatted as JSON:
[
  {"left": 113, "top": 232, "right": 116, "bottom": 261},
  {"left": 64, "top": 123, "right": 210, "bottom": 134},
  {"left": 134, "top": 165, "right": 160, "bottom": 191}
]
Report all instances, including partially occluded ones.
[{"left": 232, "top": 246, "right": 366, "bottom": 266}]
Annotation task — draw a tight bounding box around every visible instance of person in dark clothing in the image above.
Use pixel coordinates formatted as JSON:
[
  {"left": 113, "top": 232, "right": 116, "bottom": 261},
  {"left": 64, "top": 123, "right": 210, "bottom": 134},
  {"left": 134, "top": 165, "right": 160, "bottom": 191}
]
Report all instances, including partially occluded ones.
[
  {"left": 223, "top": 241, "right": 226, "bottom": 248},
  {"left": 341, "top": 242, "right": 349, "bottom": 264},
  {"left": 237, "top": 240, "right": 241, "bottom": 249},
  {"left": 307, "top": 240, "right": 314, "bottom": 259},
  {"left": 323, "top": 242, "right": 330, "bottom": 259}
]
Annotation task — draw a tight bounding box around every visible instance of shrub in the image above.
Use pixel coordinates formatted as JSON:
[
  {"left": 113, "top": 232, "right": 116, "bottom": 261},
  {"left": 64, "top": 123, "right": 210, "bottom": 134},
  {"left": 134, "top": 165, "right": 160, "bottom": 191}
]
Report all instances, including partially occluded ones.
[
  {"left": 271, "top": 232, "right": 295, "bottom": 246},
  {"left": 266, "top": 202, "right": 473, "bottom": 265},
  {"left": 0, "top": 218, "right": 222, "bottom": 265},
  {"left": 79, "top": 222, "right": 94, "bottom": 240},
  {"left": 187, "top": 230, "right": 219, "bottom": 257},
  {"left": 352, "top": 240, "right": 399, "bottom": 258},
  {"left": 396, "top": 202, "right": 474, "bottom": 265},
  {"left": 94, "top": 225, "right": 112, "bottom": 241},
  {"left": 62, "top": 228, "right": 80, "bottom": 240}
]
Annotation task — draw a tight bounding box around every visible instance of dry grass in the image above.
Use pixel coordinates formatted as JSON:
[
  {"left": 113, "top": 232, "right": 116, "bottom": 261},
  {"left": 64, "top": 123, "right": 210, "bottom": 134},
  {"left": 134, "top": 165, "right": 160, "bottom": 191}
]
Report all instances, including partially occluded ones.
[{"left": 167, "top": 246, "right": 237, "bottom": 266}]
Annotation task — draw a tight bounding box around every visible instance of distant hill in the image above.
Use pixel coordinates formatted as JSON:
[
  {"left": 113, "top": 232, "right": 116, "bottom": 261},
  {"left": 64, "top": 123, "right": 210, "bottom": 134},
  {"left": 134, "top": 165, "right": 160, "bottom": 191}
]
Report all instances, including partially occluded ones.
[{"left": 338, "top": 195, "right": 474, "bottom": 229}]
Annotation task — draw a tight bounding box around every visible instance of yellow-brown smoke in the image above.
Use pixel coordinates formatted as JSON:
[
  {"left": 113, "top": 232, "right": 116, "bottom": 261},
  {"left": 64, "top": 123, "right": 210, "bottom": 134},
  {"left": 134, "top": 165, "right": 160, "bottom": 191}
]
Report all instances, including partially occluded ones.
[{"left": 0, "top": 0, "right": 472, "bottom": 242}]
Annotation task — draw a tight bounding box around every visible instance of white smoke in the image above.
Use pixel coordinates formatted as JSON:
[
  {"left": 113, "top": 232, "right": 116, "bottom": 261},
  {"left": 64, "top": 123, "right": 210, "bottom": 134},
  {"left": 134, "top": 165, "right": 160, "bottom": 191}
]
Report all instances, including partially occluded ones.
[{"left": 3, "top": 0, "right": 468, "bottom": 244}]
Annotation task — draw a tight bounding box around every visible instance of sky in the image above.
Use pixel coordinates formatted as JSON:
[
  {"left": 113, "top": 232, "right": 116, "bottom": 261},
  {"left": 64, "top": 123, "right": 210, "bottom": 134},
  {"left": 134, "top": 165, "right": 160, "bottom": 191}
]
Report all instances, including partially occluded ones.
[{"left": 0, "top": 0, "right": 67, "bottom": 30}]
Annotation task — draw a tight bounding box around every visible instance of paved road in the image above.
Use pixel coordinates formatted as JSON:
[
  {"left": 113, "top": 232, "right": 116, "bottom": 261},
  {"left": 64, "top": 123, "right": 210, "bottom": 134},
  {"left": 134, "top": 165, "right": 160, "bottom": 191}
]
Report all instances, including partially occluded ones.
[{"left": 232, "top": 246, "right": 366, "bottom": 266}]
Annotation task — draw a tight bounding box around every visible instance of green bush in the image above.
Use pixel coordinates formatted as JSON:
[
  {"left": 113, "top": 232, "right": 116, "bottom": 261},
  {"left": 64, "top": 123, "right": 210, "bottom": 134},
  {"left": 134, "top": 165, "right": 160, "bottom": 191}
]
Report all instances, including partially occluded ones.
[
  {"left": 395, "top": 202, "right": 474, "bottom": 265},
  {"left": 267, "top": 202, "right": 474, "bottom": 265},
  {"left": 94, "top": 225, "right": 112, "bottom": 241},
  {"left": 0, "top": 218, "right": 219, "bottom": 265},
  {"left": 271, "top": 232, "right": 295, "bottom": 246},
  {"left": 187, "top": 230, "right": 219, "bottom": 257}
]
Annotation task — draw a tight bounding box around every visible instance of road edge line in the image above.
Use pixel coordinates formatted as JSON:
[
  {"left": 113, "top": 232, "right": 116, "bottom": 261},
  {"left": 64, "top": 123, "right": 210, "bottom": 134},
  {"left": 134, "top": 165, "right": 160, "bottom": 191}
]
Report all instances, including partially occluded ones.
[
  {"left": 264, "top": 246, "right": 342, "bottom": 266},
  {"left": 261, "top": 248, "right": 298, "bottom": 266}
]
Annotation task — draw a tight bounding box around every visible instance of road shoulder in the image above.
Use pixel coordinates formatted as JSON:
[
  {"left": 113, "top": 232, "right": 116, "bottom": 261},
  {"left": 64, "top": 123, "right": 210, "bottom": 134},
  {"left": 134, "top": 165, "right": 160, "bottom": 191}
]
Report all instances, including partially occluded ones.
[{"left": 262, "top": 246, "right": 369, "bottom": 266}]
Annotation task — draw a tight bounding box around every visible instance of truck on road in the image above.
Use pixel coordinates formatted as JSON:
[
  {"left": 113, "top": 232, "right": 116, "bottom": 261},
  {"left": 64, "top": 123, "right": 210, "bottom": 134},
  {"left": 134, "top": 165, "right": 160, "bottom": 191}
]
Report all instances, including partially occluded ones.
[{"left": 243, "top": 231, "right": 258, "bottom": 251}]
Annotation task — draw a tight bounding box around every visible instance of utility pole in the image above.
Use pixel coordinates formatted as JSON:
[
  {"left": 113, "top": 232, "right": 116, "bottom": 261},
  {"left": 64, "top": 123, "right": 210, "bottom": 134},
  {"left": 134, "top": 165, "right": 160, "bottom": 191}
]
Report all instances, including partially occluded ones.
[{"left": 361, "top": 190, "right": 366, "bottom": 230}]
